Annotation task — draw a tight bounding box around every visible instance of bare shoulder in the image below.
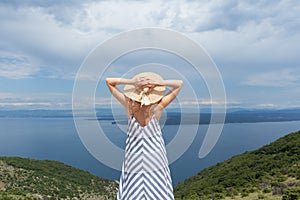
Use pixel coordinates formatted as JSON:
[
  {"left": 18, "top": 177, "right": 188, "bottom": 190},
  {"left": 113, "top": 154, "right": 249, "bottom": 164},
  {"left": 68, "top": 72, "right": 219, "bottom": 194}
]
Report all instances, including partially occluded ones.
[{"left": 151, "top": 103, "right": 164, "bottom": 120}]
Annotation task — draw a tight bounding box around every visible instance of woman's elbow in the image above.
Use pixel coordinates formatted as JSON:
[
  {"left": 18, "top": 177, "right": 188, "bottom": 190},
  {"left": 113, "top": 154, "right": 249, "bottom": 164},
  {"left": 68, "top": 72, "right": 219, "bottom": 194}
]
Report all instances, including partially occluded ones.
[
  {"left": 178, "top": 80, "right": 183, "bottom": 88},
  {"left": 106, "top": 78, "right": 113, "bottom": 86}
]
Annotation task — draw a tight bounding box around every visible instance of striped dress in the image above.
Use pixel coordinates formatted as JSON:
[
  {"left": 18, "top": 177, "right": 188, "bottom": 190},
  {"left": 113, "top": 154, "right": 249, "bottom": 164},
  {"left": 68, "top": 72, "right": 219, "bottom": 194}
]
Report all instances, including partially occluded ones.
[{"left": 117, "top": 115, "right": 174, "bottom": 200}]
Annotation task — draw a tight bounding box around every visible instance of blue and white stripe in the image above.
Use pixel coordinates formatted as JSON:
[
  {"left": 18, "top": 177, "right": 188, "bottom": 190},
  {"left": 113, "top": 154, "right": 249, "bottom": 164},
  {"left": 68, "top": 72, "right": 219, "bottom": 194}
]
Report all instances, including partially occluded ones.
[{"left": 117, "top": 115, "right": 174, "bottom": 200}]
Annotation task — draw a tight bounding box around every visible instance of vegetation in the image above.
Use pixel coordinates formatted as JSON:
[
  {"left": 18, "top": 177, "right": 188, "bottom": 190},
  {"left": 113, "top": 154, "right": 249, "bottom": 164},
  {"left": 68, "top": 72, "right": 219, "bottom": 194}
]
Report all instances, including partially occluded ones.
[
  {"left": 174, "top": 130, "right": 300, "bottom": 200},
  {"left": 0, "top": 157, "right": 118, "bottom": 199},
  {"left": 1, "top": 130, "right": 300, "bottom": 199}
]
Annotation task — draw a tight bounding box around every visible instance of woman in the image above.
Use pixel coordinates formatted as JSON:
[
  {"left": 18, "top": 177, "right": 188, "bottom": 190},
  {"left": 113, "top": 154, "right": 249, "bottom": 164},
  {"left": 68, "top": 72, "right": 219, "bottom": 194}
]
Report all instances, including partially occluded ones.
[{"left": 106, "top": 72, "right": 183, "bottom": 200}]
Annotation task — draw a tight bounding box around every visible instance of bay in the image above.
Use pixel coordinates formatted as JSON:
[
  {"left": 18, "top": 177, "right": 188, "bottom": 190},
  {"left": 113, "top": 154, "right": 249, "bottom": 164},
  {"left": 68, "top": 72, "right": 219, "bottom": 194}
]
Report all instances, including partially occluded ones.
[{"left": 0, "top": 117, "right": 299, "bottom": 185}]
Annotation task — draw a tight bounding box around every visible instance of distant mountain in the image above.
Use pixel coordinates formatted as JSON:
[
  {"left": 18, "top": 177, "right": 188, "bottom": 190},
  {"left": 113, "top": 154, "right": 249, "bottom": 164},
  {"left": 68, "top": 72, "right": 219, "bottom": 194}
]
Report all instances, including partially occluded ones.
[
  {"left": 227, "top": 108, "right": 300, "bottom": 124},
  {"left": 228, "top": 108, "right": 300, "bottom": 114},
  {"left": 1, "top": 108, "right": 300, "bottom": 125},
  {"left": 0, "top": 157, "right": 118, "bottom": 200},
  {"left": 0, "top": 109, "right": 74, "bottom": 118},
  {"left": 174, "top": 130, "right": 300, "bottom": 200}
]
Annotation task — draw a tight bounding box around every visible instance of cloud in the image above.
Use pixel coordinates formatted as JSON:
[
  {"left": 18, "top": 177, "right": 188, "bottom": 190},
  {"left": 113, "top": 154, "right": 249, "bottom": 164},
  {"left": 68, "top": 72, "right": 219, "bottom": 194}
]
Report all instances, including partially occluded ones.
[
  {"left": 0, "top": 0, "right": 86, "bottom": 7},
  {"left": 0, "top": 53, "right": 39, "bottom": 79},
  {"left": 0, "top": 4, "right": 108, "bottom": 79},
  {"left": 242, "top": 69, "right": 300, "bottom": 87},
  {"left": 0, "top": 92, "right": 72, "bottom": 109},
  {"left": 0, "top": 0, "right": 300, "bottom": 109},
  {"left": 1, "top": 0, "right": 299, "bottom": 80}
]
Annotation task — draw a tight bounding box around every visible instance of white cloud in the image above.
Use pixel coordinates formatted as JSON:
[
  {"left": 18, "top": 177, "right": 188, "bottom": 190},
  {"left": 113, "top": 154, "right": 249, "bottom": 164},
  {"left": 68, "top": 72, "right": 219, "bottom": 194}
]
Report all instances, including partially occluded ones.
[
  {"left": 0, "top": 4, "right": 109, "bottom": 79},
  {"left": 0, "top": 0, "right": 300, "bottom": 109},
  {"left": 1, "top": 0, "right": 299, "bottom": 80},
  {"left": 242, "top": 69, "right": 300, "bottom": 87},
  {"left": 0, "top": 53, "right": 39, "bottom": 79},
  {"left": 0, "top": 92, "right": 15, "bottom": 98},
  {"left": 0, "top": 92, "right": 72, "bottom": 109}
]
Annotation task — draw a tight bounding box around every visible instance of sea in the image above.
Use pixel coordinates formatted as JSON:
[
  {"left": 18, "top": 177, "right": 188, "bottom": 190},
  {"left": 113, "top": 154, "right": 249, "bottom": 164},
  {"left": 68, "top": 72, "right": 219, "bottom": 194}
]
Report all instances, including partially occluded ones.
[{"left": 0, "top": 117, "right": 300, "bottom": 186}]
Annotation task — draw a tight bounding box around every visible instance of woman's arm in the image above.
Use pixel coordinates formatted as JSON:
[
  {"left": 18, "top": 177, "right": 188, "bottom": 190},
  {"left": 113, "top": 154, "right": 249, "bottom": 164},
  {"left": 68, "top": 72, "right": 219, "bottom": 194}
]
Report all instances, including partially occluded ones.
[
  {"left": 106, "top": 77, "right": 182, "bottom": 108},
  {"left": 105, "top": 78, "right": 134, "bottom": 107},
  {"left": 157, "top": 80, "right": 183, "bottom": 108}
]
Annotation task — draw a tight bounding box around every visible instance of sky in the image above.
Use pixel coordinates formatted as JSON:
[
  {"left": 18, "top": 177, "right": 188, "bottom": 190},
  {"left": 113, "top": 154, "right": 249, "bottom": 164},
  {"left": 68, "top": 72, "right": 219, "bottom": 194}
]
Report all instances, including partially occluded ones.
[{"left": 0, "top": 0, "right": 300, "bottom": 110}]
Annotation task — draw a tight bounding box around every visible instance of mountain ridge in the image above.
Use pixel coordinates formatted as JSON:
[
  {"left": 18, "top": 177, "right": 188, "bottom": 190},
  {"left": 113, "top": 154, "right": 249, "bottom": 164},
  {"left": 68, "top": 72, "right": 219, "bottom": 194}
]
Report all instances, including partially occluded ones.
[
  {"left": 1, "top": 130, "right": 300, "bottom": 199},
  {"left": 174, "top": 130, "right": 300, "bottom": 200},
  {"left": 0, "top": 157, "right": 118, "bottom": 200}
]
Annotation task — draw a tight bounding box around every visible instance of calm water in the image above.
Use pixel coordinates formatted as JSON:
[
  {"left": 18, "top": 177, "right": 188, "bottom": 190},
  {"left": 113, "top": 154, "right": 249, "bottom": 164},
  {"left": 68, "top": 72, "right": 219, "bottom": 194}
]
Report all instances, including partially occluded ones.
[{"left": 0, "top": 117, "right": 299, "bottom": 185}]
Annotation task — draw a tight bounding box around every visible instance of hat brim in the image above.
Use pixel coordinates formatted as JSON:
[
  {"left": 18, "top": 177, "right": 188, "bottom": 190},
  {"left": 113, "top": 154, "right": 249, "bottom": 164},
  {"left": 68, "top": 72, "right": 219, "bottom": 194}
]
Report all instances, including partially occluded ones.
[{"left": 123, "top": 72, "right": 166, "bottom": 104}]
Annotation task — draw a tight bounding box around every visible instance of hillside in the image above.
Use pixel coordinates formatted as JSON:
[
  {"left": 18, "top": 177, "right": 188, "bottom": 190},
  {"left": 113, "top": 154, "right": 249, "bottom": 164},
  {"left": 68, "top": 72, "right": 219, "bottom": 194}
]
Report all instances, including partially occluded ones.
[
  {"left": 0, "top": 157, "right": 118, "bottom": 200},
  {"left": 174, "top": 130, "right": 300, "bottom": 200},
  {"left": 1, "top": 131, "right": 300, "bottom": 200}
]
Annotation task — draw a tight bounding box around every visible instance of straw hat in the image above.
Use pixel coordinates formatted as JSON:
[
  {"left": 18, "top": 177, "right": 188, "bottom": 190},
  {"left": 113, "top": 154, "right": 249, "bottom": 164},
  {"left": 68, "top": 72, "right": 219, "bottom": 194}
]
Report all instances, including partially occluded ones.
[{"left": 123, "top": 72, "right": 166, "bottom": 106}]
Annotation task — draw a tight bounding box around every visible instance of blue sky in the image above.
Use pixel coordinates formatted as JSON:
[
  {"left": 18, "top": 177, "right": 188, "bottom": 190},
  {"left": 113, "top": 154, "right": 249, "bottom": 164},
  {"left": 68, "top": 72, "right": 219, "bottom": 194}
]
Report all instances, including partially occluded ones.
[{"left": 0, "top": 0, "right": 299, "bottom": 110}]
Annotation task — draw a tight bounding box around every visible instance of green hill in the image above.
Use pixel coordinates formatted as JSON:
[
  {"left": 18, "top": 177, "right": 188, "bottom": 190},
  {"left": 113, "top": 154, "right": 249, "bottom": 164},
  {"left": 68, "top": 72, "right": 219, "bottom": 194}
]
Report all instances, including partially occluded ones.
[
  {"left": 174, "top": 130, "right": 300, "bottom": 200},
  {"left": 2, "top": 131, "right": 300, "bottom": 200},
  {"left": 0, "top": 157, "right": 118, "bottom": 200}
]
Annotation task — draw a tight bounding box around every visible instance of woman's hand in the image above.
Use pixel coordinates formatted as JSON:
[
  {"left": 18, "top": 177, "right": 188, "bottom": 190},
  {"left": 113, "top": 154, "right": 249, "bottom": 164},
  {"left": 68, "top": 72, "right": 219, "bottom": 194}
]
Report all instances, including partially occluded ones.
[{"left": 134, "top": 76, "right": 159, "bottom": 91}]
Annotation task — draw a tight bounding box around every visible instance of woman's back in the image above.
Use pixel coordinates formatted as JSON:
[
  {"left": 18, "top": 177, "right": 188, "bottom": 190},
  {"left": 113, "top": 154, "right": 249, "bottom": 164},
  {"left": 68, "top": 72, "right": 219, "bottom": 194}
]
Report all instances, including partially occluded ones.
[{"left": 106, "top": 72, "right": 182, "bottom": 200}]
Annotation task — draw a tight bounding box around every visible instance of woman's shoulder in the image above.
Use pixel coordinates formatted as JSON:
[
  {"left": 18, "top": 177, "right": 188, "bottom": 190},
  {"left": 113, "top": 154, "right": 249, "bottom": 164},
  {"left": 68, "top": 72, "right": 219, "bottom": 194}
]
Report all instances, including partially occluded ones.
[{"left": 150, "top": 103, "right": 164, "bottom": 120}]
